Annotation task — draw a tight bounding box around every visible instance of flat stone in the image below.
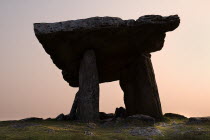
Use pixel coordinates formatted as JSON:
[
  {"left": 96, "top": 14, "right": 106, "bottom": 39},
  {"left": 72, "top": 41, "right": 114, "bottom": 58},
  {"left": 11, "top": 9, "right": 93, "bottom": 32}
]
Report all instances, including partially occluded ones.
[
  {"left": 34, "top": 15, "right": 180, "bottom": 87},
  {"left": 34, "top": 15, "right": 179, "bottom": 35}
]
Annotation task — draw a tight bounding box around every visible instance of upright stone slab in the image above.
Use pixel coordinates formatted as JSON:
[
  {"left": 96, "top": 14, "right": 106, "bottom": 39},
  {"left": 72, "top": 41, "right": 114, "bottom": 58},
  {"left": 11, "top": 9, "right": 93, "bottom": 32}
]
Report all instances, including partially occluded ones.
[
  {"left": 69, "top": 91, "right": 79, "bottom": 120},
  {"left": 120, "top": 53, "right": 163, "bottom": 119},
  {"left": 76, "top": 50, "right": 100, "bottom": 122}
]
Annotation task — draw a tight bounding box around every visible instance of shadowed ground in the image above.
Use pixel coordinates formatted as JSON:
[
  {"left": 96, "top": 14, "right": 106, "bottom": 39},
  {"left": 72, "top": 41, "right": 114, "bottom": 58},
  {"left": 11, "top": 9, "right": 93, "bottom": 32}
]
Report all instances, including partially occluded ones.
[{"left": 1, "top": 115, "right": 210, "bottom": 140}]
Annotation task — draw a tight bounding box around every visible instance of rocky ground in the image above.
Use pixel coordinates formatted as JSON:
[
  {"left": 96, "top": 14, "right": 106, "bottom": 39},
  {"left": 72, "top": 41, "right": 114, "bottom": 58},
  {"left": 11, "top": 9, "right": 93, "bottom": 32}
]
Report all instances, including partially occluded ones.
[{"left": 0, "top": 113, "right": 210, "bottom": 140}]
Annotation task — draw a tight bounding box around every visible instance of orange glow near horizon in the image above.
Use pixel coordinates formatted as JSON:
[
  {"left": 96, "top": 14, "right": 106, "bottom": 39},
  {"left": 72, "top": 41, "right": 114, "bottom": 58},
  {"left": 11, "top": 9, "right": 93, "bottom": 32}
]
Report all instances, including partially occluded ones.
[{"left": 0, "top": 0, "right": 210, "bottom": 121}]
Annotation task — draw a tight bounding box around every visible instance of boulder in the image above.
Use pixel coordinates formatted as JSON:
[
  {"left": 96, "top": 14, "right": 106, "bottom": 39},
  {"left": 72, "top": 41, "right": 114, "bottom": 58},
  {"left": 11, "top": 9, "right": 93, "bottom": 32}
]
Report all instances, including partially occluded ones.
[
  {"left": 188, "top": 117, "right": 210, "bottom": 123},
  {"left": 45, "top": 118, "right": 53, "bottom": 121},
  {"left": 99, "top": 112, "right": 114, "bottom": 120},
  {"left": 164, "top": 113, "right": 187, "bottom": 119},
  {"left": 55, "top": 113, "right": 66, "bottom": 121},
  {"left": 115, "top": 107, "right": 127, "bottom": 118}
]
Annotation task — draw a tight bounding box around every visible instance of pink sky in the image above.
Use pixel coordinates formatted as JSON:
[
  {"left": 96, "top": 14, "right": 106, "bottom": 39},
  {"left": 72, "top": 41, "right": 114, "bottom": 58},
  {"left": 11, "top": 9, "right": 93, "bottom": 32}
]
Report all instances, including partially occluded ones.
[{"left": 0, "top": 0, "right": 210, "bottom": 121}]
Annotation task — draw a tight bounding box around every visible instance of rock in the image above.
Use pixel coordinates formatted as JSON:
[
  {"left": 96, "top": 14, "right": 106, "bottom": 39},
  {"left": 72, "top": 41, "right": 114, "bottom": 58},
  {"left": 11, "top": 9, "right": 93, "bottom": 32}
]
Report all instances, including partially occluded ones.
[
  {"left": 100, "top": 118, "right": 114, "bottom": 125},
  {"left": 20, "top": 117, "right": 43, "bottom": 121},
  {"left": 130, "top": 127, "right": 163, "bottom": 136},
  {"left": 120, "top": 54, "right": 163, "bottom": 119},
  {"left": 171, "top": 121, "right": 178, "bottom": 125},
  {"left": 99, "top": 112, "right": 114, "bottom": 120},
  {"left": 164, "top": 113, "right": 187, "bottom": 119},
  {"left": 34, "top": 15, "right": 180, "bottom": 87},
  {"left": 115, "top": 117, "right": 125, "bottom": 123},
  {"left": 146, "top": 138, "right": 155, "bottom": 140},
  {"left": 114, "top": 107, "right": 126, "bottom": 118},
  {"left": 170, "top": 124, "right": 184, "bottom": 130},
  {"left": 84, "top": 131, "right": 94, "bottom": 136},
  {"left": 69, "top": 91, "right": 79, "bottom": 120},
  {"left": 114, "top": 129, "right": 123, "bottom": 133},
  {"left": 87, "top": 123, "right": 97, "bottom": 129},
  {"left": 63, "top": 125, "right": 73, "bottom": 129},
  {"left": 76, "top": 50, "right": 99, "bottom": 122},
  {"left": 45, "top": 118, "right": 52, "bottom": 121},
  {"left": 54, "top": 113, "right": 73, "bottom": 121},
  {"left": 55, "top": 113, "right": 66, "bottom": 121},
  {"left": 46, "top": 129, "right": 55, "bottom": 133},
  {"left": 126, "top": 114, "right": 155, "bottom": 125},
  {"left": 188, "top": 117, "right": 210, "bottom": 123},
  {"left": 100, "top": 120, "right": 115, "bottom": 128},
  {"left": 156, "top": 122, "right": 168, "bottom": 127},
  {"left": 65, "top": 114, "right": 74, "bottom": 120},
  {"left": 183, "top": 130, "right": 210, "bottom": 136},
  {"left": 34, "top": 15, "right": 179, "bottom": 35}
]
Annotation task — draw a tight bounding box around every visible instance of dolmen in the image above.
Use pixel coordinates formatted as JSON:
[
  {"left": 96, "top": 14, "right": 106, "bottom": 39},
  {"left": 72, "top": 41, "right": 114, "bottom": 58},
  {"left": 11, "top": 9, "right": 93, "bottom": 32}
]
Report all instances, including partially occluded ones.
[{"left": 34, "top": 15, "right": 180, "bottom": 122}]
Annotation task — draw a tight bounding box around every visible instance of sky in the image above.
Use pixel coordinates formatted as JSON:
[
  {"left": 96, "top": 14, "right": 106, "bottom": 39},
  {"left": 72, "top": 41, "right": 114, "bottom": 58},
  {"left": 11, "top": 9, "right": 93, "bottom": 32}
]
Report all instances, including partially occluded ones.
[{"left": 0, "top": 0, "right": 210, "bottom": 121}]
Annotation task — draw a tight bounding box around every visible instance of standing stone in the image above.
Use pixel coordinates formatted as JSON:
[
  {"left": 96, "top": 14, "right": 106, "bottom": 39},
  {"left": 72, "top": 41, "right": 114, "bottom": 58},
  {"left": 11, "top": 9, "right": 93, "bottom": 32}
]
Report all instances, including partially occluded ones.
[
  {"left": 120, "top": 53, "right": 163, "bottom": 119},
  {"left": 76, "top": 50, "right": 100, "bottom": 122},
  {"left": 69, "top": 91, "right": 79, "bottom": 120}
]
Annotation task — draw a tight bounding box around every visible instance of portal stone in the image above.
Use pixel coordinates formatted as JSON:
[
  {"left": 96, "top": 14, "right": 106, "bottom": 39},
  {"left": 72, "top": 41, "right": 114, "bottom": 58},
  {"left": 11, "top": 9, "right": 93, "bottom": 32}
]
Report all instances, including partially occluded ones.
[
  {"left": 69, "top": 91, "right": 79, "bottom": 120},
  {"left": 76, "top": 50, "right": 99, "bottom": 122},
  {"left": 120, "top": 53, "right": 163, "bottom": 119}
]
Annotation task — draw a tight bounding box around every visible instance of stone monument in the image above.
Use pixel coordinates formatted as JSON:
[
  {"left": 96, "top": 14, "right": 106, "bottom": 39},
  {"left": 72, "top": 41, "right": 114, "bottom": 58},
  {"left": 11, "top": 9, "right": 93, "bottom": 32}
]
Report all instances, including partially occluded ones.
[{"left": 34, "top": 15, "right": 180, "bottom": 122}]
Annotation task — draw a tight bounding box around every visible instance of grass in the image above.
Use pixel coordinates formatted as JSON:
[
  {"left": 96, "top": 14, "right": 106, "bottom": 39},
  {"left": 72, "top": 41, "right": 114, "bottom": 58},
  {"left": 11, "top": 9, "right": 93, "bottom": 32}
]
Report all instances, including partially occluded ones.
[{"left": 0, "top": 117, "right": 210, "bottom": 140}]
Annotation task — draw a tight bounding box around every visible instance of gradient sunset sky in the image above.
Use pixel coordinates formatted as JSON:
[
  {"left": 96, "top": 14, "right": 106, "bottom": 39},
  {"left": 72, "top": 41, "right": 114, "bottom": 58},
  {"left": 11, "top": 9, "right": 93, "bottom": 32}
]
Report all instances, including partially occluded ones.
[{"left": 0, "top": 0, "right": 210, "bottom": 121}]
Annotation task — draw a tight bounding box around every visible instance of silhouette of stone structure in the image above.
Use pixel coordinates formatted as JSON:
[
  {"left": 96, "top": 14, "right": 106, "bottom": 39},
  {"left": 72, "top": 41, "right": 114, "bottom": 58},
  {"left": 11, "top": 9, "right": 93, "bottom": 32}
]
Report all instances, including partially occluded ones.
[{"left": 34, "top": 15, "right": 180, "bottom": 122}]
